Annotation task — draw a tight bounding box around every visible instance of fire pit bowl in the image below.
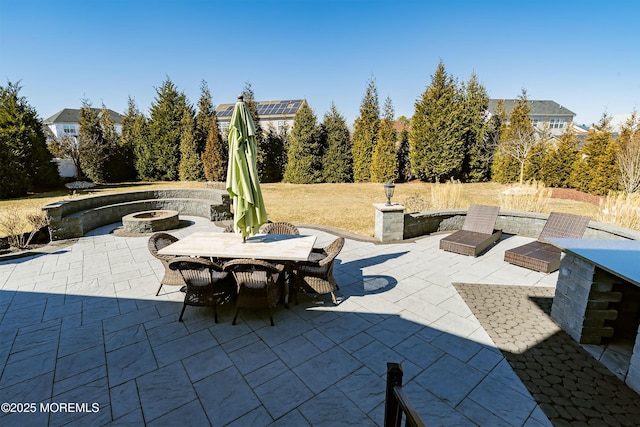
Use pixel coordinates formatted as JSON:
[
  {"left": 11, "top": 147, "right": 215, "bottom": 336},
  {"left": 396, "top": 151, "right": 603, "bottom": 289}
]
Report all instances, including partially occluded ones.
[{"left": 122, "top": 210, "right": 179, "bottom": 233}]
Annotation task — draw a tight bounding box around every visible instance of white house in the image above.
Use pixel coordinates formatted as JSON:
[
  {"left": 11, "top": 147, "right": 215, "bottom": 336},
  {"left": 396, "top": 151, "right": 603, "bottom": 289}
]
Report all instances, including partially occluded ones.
[
  {"left": 488, "top": 99, "right": 576, "bottom": 136},
  {"left": 43, "top": 108, "right": 123, "bottom": 139},
  {"left": 215, "top": 99, "right": 306, "bottom": 135}
]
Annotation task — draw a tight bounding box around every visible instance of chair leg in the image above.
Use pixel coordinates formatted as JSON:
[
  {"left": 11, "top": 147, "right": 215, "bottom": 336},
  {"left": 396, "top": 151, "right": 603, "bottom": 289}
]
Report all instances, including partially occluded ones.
[
  {"left": 268, "top": 306, "right": 275, "bottom": 326},
  {"left": 156, "top": 283, "right": 163, "bottom": 296},
  {"left": 331, "top": 292, "right": 338, "bottom": 305},
  {"left": 232, "top": 307, "right": 240, "bottom": 325},
  {"left": 213, "top": 303, "right": 218, "bottom": 324},
  {"left": 178, "top": 303, "right": 187, "bottom": 322}
]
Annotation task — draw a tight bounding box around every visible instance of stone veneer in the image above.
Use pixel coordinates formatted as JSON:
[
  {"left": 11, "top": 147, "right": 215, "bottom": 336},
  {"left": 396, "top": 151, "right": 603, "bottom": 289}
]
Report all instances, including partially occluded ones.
[
  {"left": 403, "top": 209, "right": 640, "bottom": 241},
  {"left": 373, "top": 203, "right": 405, "bottom": 242},
  {"left": 551, "top": 253, "right": 640, "bottom": 394}
]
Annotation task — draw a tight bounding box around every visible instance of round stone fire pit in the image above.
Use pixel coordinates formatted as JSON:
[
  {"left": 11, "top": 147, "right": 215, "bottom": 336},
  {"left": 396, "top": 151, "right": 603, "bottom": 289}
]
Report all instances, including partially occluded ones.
[{"left": 122, "top": 210, "right": 179, "bottom": 233}]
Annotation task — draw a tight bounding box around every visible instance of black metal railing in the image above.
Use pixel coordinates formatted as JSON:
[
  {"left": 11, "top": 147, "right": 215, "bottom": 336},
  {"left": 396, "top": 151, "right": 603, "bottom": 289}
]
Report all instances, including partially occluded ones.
[{"left": 384, "top": 362, "right": 426, "bottom": 427}]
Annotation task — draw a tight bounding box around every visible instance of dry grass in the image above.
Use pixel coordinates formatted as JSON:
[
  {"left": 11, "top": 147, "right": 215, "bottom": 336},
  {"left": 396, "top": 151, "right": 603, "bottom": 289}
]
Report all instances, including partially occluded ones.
[
  {"left": 498, "top": 180, "right": 553, "bottom": 213},
  {"left": 597, "top": 191, "right": 640, "bottom": 230},
  {"left": 0, "top": 181, "right": 604, "bottom": 238}
]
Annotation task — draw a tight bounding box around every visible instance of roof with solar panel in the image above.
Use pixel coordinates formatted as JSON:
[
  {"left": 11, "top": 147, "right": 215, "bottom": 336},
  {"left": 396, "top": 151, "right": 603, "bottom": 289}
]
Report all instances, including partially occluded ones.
[{"left": 216, "top": 99, "right": 305, "bottom": 119}]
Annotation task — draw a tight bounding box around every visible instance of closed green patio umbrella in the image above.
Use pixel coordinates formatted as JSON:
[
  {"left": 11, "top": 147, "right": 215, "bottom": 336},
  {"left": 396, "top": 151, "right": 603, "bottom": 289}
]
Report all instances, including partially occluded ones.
[{"left": 226, "top": 95, "right": 268, "bottom": 240}]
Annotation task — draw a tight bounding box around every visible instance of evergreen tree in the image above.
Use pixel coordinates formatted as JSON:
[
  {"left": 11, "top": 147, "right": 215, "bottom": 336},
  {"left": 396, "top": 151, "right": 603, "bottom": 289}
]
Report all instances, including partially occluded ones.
[
  {"left": 352, "top": 77, "right": 379, "bottom": 182},
  {"left": 0, "top": 81, "right": 59, "bottom": 198},
  {"left": 409, "top": 62, "right": 465, "bottom": 182},
  {"left": 179, "top": 106, "right": 203, "bottom": 181},
  {"left": 78, "top": 101, "right": 108, "bottom": 183},
  {"left": 121, "top": 97, "right": 150, "bottom": 181},
  {"left": 524, "top": 122, "right": 552, "bottom": 181},
  {"left": 100, "top": 104, "right": 130, "bottom": 182},
  {"left": 397, "top": 127, "right": 412, "bottom": 182},
  {"left": 321, "top": 102, "right": 352, "bottom": 183},
  {"left": 259, "top": 125, "right": 286, "bottom": 182},
  {"left": 194, "top": 80, "right": 214, "bottom": 178},
  {"left": 241, "top": 83, "right": 268, "bottom": 180},
  {"left": 493, "top": 89, "right": 538, "bottom": 183},
  {"left": 371, "top": 96, "right": 398, "bottom": 182},
  {"left": 570, "top": 114, "right": 620, "bottom": 195},
  {"left": 202, "top": 114, "right": 226, "bottom": 182},
  {"left": 283, "top": 102, "right": 323, "bottom": 183},
  {"left": 147, "top": 77, "right": 188, "bottom": 180},
  {"left": 539, "top": 126, "right": 579, "bottom": 188},
  {"left": 461, "top": 73, "right": 492, "bottom": 182}
]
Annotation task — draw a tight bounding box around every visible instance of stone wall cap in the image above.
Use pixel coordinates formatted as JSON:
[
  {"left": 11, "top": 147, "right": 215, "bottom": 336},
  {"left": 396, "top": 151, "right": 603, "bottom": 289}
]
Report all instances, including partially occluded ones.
[{"left": 373, "top": 203, "right": 405, "bottom": 212}]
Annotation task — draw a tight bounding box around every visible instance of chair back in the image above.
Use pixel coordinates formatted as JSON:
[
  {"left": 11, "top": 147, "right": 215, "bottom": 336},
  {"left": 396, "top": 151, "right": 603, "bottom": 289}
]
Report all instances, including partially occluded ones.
[
  {"left": 223, "top": 224, "right": 235, "bottom": 233},
  {"left": 259, "top": 222, "right": 300, "bottom": 235},
  {"left": 169, "top": 257, "right": 224, "bottom": 286},
  {"left": 461, "top": 204, "right": 500, "bottom": 235},
  {"left": 538, "top": 212, "right": 590, "bottom": 243},
  {"left": 318, "top": 237, "right": 345, "bottom": 267},
  {"left": 148, "top": 232, "right": 178, "bottom": 259}
]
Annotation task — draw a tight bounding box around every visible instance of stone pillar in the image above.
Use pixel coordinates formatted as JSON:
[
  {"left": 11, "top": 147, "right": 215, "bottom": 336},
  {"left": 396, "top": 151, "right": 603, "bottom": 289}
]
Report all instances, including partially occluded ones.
[
  {"left": 551, "top": 253, "right": 596, "bottom": 343},
  {"left": 373, "top": 204, "right": 405, "bottom": 242},
  {"left": 627, "top": 324, "right": 640, "bottom": 394}
]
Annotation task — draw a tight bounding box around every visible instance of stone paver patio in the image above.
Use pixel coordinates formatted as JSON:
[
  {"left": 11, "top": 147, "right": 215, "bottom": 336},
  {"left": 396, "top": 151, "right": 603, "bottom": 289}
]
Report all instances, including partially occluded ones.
[{"left": 0, "top": 215, "right": 629, "bottom": 426}]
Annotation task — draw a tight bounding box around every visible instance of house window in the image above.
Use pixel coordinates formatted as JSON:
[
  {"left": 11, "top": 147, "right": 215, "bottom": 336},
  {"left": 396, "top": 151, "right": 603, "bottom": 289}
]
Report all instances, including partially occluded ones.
[
  {"left": 549, "top": 119, "right": 565, "bottom": 129},
  {"left": 63, "top": 124, "right": 77, "bottom": 135},
  {"left": 219, "top": 122, "right": 229, "bottom": 133}
]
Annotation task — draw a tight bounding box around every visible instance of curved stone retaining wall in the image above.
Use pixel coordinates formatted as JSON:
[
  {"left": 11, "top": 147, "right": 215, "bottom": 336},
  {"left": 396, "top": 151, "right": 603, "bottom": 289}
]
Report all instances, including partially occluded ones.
[
  {"left": 43, "top": 189, "right": 231, "bottom": 240},
  {"left": 404, "top": 209, "right": 640, "bottom": 240}
]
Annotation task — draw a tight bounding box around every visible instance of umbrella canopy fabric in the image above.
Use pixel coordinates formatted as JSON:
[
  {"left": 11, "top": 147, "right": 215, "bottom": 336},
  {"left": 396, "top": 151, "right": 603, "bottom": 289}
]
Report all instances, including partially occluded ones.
[{"left": 226, "top": 96, "right": 268, "bottom": 239}]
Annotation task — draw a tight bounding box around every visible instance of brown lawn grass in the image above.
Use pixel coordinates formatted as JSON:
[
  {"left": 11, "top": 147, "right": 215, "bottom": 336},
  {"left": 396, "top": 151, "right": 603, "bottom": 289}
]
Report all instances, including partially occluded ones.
[{"left": 0, "top": 181, "right": 601, "bottom": 238}]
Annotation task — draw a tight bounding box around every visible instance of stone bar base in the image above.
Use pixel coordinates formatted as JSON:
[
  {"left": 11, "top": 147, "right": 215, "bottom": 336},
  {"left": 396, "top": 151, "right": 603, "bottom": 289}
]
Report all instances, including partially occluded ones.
[
  {"left": 374, "top": 204, "right": 405, "bottom": 242},
  {"left": 551, "top": 252, "right": 640, "bottom": 393}
]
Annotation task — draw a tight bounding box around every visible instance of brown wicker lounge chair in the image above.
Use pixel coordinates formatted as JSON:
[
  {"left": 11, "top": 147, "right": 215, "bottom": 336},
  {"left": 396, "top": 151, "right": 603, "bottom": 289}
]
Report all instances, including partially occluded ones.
[
  {"left": 293, "top": 237, "right": 345, "bottom": 305},
  {"left": 168, "top": 257, "right": 235, "bottom": 322},
  {"left": 148, "top": 232, "right": 184, "bottom": 295},
  {"left": 504, "top": 212, "right": 590, "bottom": 273},
  {"left": 259, "top": 222, "right": 300, "bottom": 235},
  {"left": 439, "top": 205, "right": 502, "bottom": 257},
  {"left": 223, "top": 259, "right": 284, "bottom": 326}
]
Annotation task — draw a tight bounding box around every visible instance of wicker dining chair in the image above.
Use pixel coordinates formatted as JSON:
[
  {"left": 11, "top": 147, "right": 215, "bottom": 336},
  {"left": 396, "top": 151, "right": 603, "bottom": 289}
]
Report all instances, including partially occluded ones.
[
  {"left": 223, "top": 259, "right": 284, "bottom": 326},
  {"left": 168, "top": 257, "right": 235, "bottom": 323},
  {"left": 293, "top": 237, "right": 345, "bottom": 305},
  {"left": 259, "top": 222, "right": 300, "bottom": 235},
  {"left": 148, "top": 232, "right": 184, "bottom": 296}
]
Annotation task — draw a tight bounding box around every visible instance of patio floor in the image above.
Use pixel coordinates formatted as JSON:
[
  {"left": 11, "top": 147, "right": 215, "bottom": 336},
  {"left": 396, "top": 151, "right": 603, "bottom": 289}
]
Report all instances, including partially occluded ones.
[{"left": 0, "top": 216, "right": 632, "bottom": 426}]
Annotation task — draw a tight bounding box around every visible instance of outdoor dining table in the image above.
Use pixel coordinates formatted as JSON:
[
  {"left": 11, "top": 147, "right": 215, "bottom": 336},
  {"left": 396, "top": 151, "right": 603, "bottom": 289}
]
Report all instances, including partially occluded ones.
[
  {"left": 157, "top": 231, "right": 317, "bottom": 261},
  {"left": 158, "top": 231, "right": 317, "bottom": 304}
]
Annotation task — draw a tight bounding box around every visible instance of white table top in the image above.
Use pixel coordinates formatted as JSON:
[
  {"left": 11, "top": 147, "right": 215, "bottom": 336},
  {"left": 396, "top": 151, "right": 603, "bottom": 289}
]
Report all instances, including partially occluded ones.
[
  {"left": 158, "top": 232, "right": 317, "bottom": 262},
  {"left": 548, "top": 238, "right": 640, "bottom": 287}
]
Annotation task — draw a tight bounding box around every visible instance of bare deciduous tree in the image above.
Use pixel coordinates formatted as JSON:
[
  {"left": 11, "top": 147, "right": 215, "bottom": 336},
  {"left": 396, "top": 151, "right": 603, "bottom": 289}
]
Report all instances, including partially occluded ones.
[{"left": 616, "top": 112, "right": 640, "bottom": 193}]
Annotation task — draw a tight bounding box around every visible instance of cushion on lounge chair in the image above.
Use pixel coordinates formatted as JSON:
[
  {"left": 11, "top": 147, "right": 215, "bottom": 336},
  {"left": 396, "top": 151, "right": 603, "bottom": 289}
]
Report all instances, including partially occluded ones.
[
  {"left": 504, "top": 212, "right": 590, "bottom": 273},
  {"left": 439, "top": 204, "right": 502, "bottom": 257}
]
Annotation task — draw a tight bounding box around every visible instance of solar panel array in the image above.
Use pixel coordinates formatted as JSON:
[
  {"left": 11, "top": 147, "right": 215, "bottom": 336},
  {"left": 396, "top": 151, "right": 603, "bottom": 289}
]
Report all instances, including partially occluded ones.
[{"left": 216, "top": 100, "right": 303, "bottom": 118}]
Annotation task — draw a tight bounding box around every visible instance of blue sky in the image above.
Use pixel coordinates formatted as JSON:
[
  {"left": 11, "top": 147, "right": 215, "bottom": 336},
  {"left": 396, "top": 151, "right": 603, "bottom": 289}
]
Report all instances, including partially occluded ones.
[{"left": 1, "top": 0, "right": 639, "bottom": 127}]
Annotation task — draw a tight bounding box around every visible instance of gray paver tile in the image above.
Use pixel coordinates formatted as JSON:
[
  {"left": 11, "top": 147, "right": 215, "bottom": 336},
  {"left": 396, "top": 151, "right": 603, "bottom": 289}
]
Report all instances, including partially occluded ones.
[
  {"left": 298, "top": 386, "right": 376, "bottom": 426},
  {"left": 413, "top": 354, "right": 485, "bottom": 407},
  {"left": 136, "top": 364, "right": 196, "bottom": 423},
  {"left": 293, "top": 346, "right": 361, "bottom": 393},
  {"left": 194, "top": 366, "right": 261, "bottom": 426},
  {"left": 268, "top": 409, "right": 311, "bottom": 427},
  {"left": 468, "top": 376, "right": 537, "bottom": 425},
  {"left": 147, "top": 399, "right": 211, "bottom": 427},
  {"left": 152, "top": 329, "right": 216, "bottom": 367},
  {"left": 181, "top": 345, "right": 233, "bottom": 383},
  {"left": 106, "top": 340, "right": 157, "bottom": 387},
  {"left": 255, "top": 370, "right": 313, "bottom": 419},
  {"left": 109, "top": 379, "right": 140, "bottom": 421},
  {"left": 335, "top": 366, "right": 385, "bottom": 414}
]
